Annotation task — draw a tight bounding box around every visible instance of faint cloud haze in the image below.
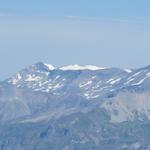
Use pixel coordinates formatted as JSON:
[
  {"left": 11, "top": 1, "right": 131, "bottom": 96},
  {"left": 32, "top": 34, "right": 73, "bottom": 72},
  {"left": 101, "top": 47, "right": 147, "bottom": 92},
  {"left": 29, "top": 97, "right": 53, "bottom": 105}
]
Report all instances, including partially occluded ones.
[
  {"left": 0, "top": 0, "right": 150, "bottom": 79},
  {"left": 65, "top": 15, "right": 150, "bottom": 25}
]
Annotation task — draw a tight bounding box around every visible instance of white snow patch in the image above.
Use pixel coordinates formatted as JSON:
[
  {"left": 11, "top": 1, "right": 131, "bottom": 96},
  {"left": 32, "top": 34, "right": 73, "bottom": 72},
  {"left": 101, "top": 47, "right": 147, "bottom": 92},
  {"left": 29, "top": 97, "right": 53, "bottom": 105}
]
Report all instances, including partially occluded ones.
[
  {"left": 100, "top": 86, "right": 112, "bottom": 90},
  {"left": 55, "top": 75, "right": 60, "bottom": 79},
  {"left": 84, "top": 92, "right": 100, "bottom": 99},
  {"left": 10, "top": 79, "right": 18, "bottom": 85},
  {"left": 106, "top": 78, "right": 121, "bottom": 85},
  {"left": 84, "top": 93, "right": 90, "bottom": 98},
  {"left": 110, "top": 78, "right": 121, "bottom": 85},
  {"left": 17, "top": 73, "right": 22, "bottom": 80},
  {"left": 44, "top": 63, "right": 55, "bottom": 70},
  {"left": 92, "top": 84, "right": 100, "bottom": 89},
  {"left": 124, "top": 78, "right": 135, "bottom": 85},
  {"left": 91, "top": 76, "right": 97, "bottom": 79},
  {"left": 25, "top": 75, "right": 41, "bottom": 82},
  {"left": 132, "top": 77, "right": 148, "bottom": 85},
  {"left": 106, "top": 78, "right": 114, "bottom": 83},
  {"left": 128, "top": 71, "right": 141, "bottom": 79},
  {"left": 60, "top": 64, "right": 105, "bottom": 71},
  {"left": 124, "top": 69, "right": 132, "bottom": 73},
  {"left": 146, "top": 72, "right": 150, "bottom": 77},
  {"left": 90, "top": 95, "right": 100, "bottom": 99},
  {"left": 53, "top": 83, "right": 63, "bottom": 89},
  {"left": 79, "top": 81, "right": 92, "bottom": 88},
  {"left": 9, "top": 73, "right": 22, "bottom": 85}
]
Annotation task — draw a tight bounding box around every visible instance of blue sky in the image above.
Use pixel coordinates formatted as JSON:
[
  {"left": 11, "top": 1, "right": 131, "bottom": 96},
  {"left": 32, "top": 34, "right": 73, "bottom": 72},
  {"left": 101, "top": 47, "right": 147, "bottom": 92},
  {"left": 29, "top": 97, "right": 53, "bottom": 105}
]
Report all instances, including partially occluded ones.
[{"left": 0, "top": 0, "right": 150, "bottom": 79}]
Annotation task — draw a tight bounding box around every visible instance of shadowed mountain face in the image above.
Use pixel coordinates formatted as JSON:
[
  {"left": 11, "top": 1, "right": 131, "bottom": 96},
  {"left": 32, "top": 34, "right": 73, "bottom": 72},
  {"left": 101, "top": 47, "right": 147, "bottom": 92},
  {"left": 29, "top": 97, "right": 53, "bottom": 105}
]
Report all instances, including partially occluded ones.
[{"left": 0, "top": 62, "right": 150, "bottom": 149}]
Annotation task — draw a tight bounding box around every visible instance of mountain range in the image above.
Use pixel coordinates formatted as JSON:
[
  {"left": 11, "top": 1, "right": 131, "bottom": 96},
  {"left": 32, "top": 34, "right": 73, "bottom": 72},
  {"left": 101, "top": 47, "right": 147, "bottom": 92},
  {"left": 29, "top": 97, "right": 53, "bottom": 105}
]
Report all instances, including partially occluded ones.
[{"left": 0, "top": 62, "right": 150, "bottom": 149}]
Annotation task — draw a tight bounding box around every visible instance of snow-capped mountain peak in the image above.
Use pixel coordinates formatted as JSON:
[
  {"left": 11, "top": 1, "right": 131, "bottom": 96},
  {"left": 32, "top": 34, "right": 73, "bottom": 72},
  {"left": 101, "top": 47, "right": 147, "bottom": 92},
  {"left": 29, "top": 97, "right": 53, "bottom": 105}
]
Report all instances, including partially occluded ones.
[
  {"left": 31, "top": 62, "right": 55, "bottom": 71},
  {"left": 31, "top": 62, "right": 105, "bottom": 71},
  {"left": 6, "top": 62, "right": 150, "bottom": 102}
]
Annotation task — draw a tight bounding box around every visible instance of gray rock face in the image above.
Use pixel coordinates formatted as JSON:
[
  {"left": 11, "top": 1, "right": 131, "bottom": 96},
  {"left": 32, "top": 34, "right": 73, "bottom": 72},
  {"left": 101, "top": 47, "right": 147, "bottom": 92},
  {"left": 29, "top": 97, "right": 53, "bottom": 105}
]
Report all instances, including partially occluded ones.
[{"left": 0, "top": 62, "right": 150, "bottom": 149}]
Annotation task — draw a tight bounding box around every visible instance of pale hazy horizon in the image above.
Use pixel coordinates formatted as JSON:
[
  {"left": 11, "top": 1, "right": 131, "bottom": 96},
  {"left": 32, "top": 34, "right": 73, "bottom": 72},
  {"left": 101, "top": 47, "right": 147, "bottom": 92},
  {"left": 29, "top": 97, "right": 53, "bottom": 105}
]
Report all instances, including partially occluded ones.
[{"left": 0, "top": 0, "right": 150, "bottom": 79}]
